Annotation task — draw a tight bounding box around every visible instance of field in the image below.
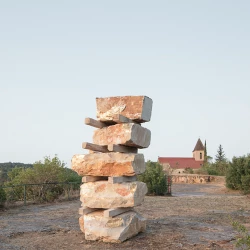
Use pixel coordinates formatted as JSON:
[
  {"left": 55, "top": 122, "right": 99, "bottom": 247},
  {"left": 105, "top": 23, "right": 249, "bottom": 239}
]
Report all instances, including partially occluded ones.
[{"left": 1, "top": 183, "right": 250, "bottom": 250}]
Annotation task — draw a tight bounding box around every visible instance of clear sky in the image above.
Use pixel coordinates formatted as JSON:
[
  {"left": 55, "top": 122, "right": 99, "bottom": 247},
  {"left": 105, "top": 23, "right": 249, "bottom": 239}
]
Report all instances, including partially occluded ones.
[{"left": 0, "top": 1, "right": 249, "bottom": 167}]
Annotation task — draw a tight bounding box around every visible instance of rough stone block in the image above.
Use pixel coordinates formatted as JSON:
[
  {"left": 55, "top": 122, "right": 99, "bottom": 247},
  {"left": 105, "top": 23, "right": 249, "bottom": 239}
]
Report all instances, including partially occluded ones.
[
  {"left": 96, "top": 96, "right": 152, "bottom": 123},
  {"left": 71, "top": 153, "right": 145, "bottom": 177},
  {"left": 93, "top": 123, "right": 151, "bottom": 148},
  {"left": 80, "top": 181, "right": 147, "bottom": 208},
  {"left": 84, "top": 210, "right": 146, "bottom": 242},
  {"left": 79, "top": 216, "right": 85, "bottom": 233}
]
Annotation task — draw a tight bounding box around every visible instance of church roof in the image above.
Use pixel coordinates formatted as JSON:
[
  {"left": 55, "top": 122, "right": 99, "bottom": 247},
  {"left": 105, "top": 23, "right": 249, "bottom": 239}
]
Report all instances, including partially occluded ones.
[
  {"left": 158, "top": 157, "right": 203, "bottom": 169},
  {"left": 192, "top": 138, "right": 205, "bottom": 152}
]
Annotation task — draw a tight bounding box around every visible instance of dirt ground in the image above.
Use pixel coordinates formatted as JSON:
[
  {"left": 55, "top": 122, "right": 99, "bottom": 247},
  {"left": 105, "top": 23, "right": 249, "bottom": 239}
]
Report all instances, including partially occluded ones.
[{"left": 0, "top": 183, "right": 250, "bottom": 250}]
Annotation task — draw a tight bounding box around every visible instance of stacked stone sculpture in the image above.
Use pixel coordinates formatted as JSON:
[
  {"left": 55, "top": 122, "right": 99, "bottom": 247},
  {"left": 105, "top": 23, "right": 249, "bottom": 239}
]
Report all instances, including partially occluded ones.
[{"left": 71, "top": 96, "right": 153, "bottom": 243}]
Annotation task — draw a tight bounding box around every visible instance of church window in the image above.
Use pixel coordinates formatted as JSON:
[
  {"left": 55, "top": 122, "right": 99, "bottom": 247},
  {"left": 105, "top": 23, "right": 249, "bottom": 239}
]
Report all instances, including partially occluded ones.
[{"left": 200, "top": 153, "right": 202, "bottom": 159}]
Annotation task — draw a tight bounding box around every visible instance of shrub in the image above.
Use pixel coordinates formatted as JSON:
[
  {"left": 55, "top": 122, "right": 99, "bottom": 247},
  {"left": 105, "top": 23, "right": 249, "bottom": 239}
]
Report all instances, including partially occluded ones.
[
  {"left": 4, "top": 155, "right": 81, "bottom": 202},
  {"left": 201, "top": 162, "right": 229, "bottom": 176},
  {"left": 226, "top": 154, "right": 250, "bottom": 194},
  {"left": 232, "top": 220, "right": 250, "bottom": 249},
  {"left": 206, "top": 168, "right": 219, "bottom": 176},
  {"left": 184, "top": 168, "right": 194, "bottom": 174},
  {"left": 138, "top": 161, "right": 168, "bottom": 195},
  {"left": 194, "top": 167, "right": 208, "bottom": 175},
  {"left": 0, "top": 186, "right": 6, "bottom": 207}
]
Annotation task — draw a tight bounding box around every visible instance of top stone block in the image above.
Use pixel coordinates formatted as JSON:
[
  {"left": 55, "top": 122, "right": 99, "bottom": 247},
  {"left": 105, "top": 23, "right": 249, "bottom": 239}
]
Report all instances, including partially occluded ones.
[{"left": 96, "top": 96, "right": 153, "bottom": 123}]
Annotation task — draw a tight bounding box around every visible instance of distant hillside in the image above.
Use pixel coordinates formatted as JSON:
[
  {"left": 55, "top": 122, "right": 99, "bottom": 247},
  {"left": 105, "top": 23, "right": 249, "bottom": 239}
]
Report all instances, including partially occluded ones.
[{"left": 0, "top": 162, "right": 33, "bottom": 184}]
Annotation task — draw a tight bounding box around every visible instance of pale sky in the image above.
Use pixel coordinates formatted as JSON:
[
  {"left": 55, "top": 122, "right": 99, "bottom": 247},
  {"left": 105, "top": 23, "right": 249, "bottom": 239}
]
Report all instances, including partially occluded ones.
[{"left": 0, "top": 1, "right": 249, "bottom": 167}]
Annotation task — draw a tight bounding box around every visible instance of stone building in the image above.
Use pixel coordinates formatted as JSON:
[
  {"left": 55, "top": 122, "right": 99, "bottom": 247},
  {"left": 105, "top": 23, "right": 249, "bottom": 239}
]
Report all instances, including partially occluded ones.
[{"left": 158, "top": 138, "right": 205, "bottom": 171}]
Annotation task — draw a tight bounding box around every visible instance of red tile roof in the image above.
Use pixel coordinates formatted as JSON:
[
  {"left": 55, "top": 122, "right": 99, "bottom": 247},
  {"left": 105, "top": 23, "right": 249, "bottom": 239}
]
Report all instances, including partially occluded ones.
[{"left": 158, "top": 157, "right": 203, "bottom": 169}]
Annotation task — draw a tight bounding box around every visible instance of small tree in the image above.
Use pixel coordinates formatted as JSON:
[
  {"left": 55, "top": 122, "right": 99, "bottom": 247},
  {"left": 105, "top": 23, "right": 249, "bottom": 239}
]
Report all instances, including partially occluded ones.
[
  {"left": 215, "top": 145, "right": 226, "bottom": 163},
  {"left": 212, "top": 145, "right": 228, "bottom": 175},
  {"left": 204, "top": 140, "right": 207, "bottom": 163},
  {"left": 138, "top": 161, "right": 167, "bottom": 195}
]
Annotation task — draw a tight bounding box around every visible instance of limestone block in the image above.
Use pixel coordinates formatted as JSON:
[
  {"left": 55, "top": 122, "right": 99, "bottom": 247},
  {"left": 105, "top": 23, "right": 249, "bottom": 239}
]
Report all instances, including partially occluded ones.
[
  {"left": 93, "top": 123, "right": 151, "bottom": 148},
  {"left": 84, "top": 210, "right": 146, "bottom": 242},
  {"left": 71, "top": 153, "right": 145, "bottom": 177},
  {"left": 80, "top": 181, "right": 147, "bottom": 208},
  {"left": 79, "top": 216, "right": 85, "bottom": 233},
  {"left": 96, "top": 96, "right": 152, "bottom": 123}
]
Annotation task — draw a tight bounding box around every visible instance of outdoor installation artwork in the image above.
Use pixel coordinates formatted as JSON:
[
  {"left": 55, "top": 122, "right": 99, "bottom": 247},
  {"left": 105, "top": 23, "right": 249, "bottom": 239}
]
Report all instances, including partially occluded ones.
[{"left": 71, "top": 96, "right": 153, "bottom": 243}]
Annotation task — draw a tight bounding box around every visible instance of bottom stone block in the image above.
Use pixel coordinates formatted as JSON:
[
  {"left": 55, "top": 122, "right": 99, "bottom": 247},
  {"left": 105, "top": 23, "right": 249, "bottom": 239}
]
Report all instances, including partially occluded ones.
[{"left": 84, "top": 210, "right": 146, "bottom": 243}]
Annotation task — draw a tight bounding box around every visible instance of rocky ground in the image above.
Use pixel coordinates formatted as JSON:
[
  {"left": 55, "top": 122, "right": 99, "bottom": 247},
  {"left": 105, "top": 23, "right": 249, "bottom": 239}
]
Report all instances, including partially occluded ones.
[{"left": 0, "top": 183, "right": 250, "bottom": 250}]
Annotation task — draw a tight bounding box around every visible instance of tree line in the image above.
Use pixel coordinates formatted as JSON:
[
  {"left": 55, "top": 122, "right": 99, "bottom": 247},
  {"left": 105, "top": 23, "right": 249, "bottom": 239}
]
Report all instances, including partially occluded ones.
[{"left": 0, "top": 162, "right": 33, "bottom": 184}]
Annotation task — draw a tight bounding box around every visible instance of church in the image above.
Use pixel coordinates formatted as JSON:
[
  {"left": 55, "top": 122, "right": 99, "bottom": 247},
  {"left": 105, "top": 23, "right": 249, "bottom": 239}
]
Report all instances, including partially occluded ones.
[{"left": 158, "top": 138, "right": 205, "bottom": 170}]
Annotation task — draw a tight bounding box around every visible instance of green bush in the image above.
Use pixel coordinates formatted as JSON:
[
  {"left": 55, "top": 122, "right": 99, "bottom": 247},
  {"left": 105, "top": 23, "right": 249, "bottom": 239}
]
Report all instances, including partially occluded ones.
[
  {"left": 200, "top": 161, "right": 229, "bottom": 176},
  {"left": 138, "top": 161, "right": 167, "bottom": 195},
  {"left": 226, "top": 154, "right": 250, "bottom": 194},
  {"left": 4, "top": 155, "right": 81, "bottom": 202},
  {"left": 241, "top": 175, "right": 250, "bottom": 194},
  {"left": 206, "top": 168, "right": 219, "bottom": 176},
  {"left": 0, "top": 186, "right": 6, "bottom": 207},
  {"left": 195, "top": 167, "right": 209, "bottom": 175},
  {"left": 184, "top": 168, "right": 194, "bottom": 174}
]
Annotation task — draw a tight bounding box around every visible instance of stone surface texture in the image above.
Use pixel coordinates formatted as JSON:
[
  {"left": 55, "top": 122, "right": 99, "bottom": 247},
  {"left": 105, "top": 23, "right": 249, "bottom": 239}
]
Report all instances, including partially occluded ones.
[
  {"left": 79, "top": 216, "right": 85, "bottom": 233},
  {"left": 80, "top": 181, "right": 147, "bottom": 208},
  {"left": 84, "top": 210, "right": 146, "bottom": 243},
  {"left": 108, "top": 176, "right": 137, "bottom": 184},
  {"left": 96, "top": 96, "right": 152, "bottom": 123},
  {"left": 93, "top": 123, "right": 151, "bottom": 148},
  {"left": 71, "top": 153, "right": 145, "bottom": 177},
  {"left": 79, "top": 206, "right": 99, "bottom": 215}
]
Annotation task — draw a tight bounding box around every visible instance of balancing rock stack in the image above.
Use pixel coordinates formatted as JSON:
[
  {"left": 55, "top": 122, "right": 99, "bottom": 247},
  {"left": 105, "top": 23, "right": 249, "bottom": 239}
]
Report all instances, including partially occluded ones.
[{"left": 71, "top": 96, "right": 153, "bottom": 243}]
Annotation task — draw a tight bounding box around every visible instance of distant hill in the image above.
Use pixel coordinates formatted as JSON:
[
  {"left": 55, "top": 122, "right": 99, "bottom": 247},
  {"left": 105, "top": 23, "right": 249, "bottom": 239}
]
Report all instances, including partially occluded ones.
[{"left": 0, "top": 162, "right": 33, "bottom": 184}]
